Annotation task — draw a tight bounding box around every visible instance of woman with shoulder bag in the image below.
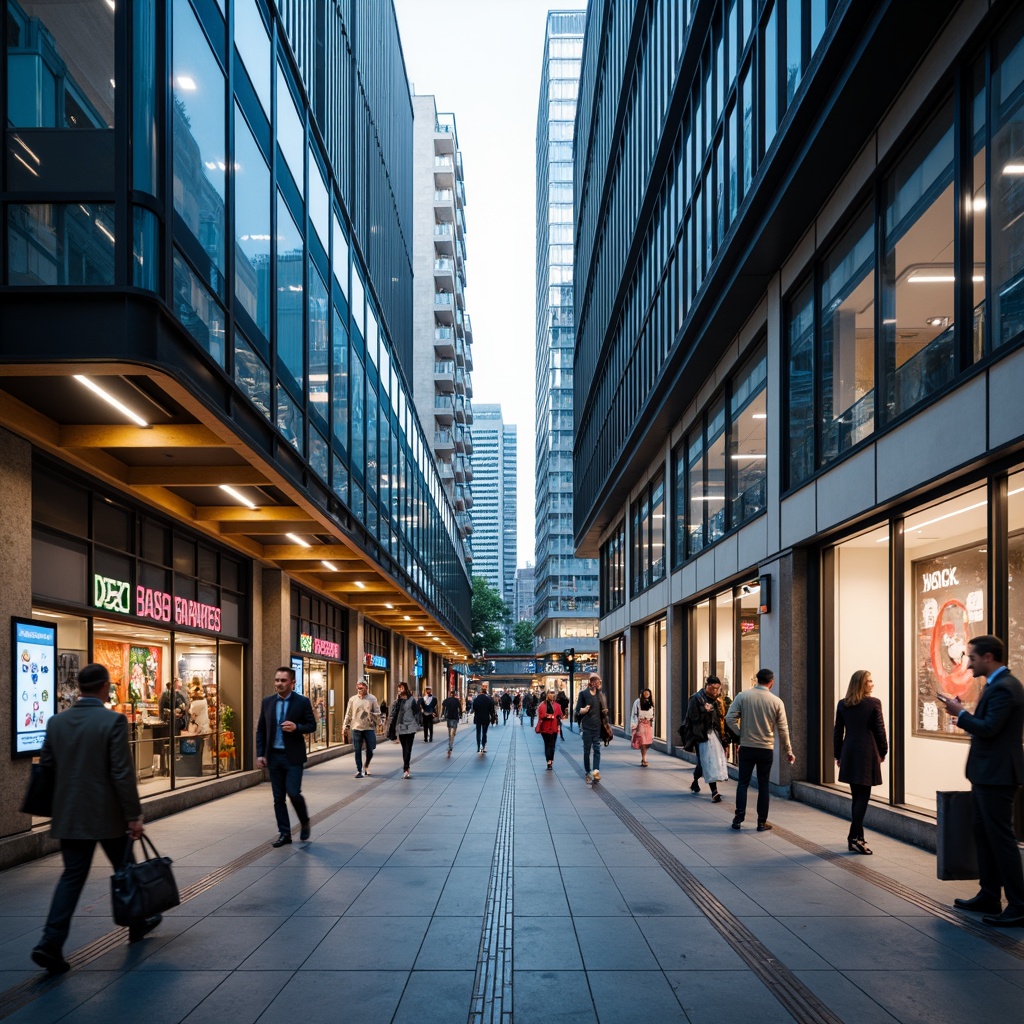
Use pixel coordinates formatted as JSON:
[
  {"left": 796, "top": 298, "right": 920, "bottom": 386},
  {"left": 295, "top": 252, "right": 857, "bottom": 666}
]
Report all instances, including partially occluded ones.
[
  {"left": 630, "top": 688, "right": 655, "bottom": 766},
  {"left": 536, "top": 690, "right": 563, "bottom": 770},
  {"left": 387, "top": 682, "right": 421, "bottom": 779}
]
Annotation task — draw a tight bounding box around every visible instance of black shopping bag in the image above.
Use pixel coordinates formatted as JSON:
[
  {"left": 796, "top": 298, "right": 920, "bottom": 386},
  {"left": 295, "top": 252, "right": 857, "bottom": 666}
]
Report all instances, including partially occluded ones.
[
  {"left": 20, "top": 762, "right": 54, "bottom": 817},
  {"left": 111, "top": 834, "right": 181, "bottom": 925},
  {"left": 936, "top": 790, "right": 977, "bottom": 881}
]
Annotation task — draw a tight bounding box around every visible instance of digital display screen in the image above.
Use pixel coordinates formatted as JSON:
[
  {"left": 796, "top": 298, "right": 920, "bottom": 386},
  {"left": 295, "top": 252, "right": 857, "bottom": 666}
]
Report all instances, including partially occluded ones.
[{"left": 12, "top": 618, "right": 58, "bottom": 758}]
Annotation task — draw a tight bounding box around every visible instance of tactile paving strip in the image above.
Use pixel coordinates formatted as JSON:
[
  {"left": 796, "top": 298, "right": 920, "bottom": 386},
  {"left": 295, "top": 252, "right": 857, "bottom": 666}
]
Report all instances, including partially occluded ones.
[{"left": 468, "top": 727, "right": 515, "bottom": 1024}]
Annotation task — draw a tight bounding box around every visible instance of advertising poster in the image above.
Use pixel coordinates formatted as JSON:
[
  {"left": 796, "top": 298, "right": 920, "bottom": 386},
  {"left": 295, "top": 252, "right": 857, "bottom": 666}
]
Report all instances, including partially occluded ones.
[
  {"left": 128, "top": 646, "right": 161, "bottom": 701},
  {"left": 57, "top": 652, "right": 80, "bottom": 712},
  {"left": 912, "top": 543, "right": 986, "bottom": 740},
  {"left": 94, "top": 639, "right": 129, "bottom": 704},
  {"left": 12, "top": 618, "right": 57, "bottom": 757}
]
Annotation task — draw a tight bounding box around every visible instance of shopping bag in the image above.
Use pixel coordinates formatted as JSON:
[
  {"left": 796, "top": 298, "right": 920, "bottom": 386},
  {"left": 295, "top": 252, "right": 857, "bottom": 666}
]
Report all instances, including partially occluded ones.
[
  {"left": 20, "top": 762, "right": 55, "bottom": 817},
  {"left": 111, "top": 834, "right": 181, "bottom": 925},
  {"left": 630, "top": 729, "right": 643, "bottom": 750},
  {"left": 698, "top": 732, "right": 729, "bottom": 783}
]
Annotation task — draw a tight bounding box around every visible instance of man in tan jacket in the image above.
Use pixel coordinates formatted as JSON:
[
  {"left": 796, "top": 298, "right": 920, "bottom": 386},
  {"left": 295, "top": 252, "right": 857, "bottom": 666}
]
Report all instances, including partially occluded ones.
[
  {"left": 32, "top": 663, "right": 156, "bottom": 974},
  {"left": 725, "top": 667, "right": 796, "bottom": 832}
]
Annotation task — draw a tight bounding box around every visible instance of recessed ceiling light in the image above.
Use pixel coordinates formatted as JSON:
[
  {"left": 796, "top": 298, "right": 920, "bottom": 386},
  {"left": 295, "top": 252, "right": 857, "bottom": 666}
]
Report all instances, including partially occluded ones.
[
  {"left": 286, "top": 533, "right": 310, "bottom": 547},
  {"left": 385, "top": 603, "right": 394, "bottom": 609},
  {"left": 74, "top": 375, "right": 148, "bottom": 427},
  {"left": 322, "top": 560, "right": 337, "bottom": 571},
  {"left": 354, "top": 580, "right": 366, "bottom": 588},
  {"left": 219, "top": 484, "right": 256, "bottom": 509}
]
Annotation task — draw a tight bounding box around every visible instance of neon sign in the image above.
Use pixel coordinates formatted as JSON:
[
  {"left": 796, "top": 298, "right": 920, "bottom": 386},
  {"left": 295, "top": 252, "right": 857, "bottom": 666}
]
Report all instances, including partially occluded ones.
[
  {"left": 92, "top": 575, "right": 221, "bottom": 633},
  {"left": 300, "top": 633, "right": 340, "bottom": 659}
]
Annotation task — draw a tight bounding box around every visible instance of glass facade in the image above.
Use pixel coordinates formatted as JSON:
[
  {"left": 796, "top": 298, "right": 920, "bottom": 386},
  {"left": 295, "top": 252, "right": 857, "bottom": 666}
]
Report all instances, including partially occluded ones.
[
  {"left": 535, "top": 12, "right": 598, "bottom": 650},
  {"left": 0, "top": 0, "right": 472, "bottom": 646}
]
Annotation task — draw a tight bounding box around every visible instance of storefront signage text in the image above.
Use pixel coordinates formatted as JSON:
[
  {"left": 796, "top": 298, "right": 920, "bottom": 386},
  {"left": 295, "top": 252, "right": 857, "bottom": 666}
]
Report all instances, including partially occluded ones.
[
  {"left": 922, "top": 567, "right": 959, "bottom": 592},
  {"left": 92, "top": 575, "right": 222, "bottom": 633},
  {"left": 300, "top": 633, "right": 340, "bottom": 659},
  {"left": 364, "top": 653, "right": 388, "bottom": 670}
]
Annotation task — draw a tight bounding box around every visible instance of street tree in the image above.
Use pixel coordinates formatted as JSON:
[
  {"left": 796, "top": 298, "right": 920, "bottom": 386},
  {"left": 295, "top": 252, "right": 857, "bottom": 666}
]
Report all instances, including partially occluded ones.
[{"left": 471, "top": 576, "right": 507, "bottom": 654}]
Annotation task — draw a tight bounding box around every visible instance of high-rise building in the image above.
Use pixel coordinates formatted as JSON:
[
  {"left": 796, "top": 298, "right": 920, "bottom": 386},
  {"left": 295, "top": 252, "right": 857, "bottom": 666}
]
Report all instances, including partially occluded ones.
[
  {"left": 573, "top": 0, "right": 1024, "bottom": 830},
  {"left": 0, "top": 0, "right": 471, "bottom": 847},
  {"left": 534, "top": 10, "right": 597, "bottom": 685},
  {"left": 513, "top": 564, "right": 535, "bottom": 626},
  {"left": 471, "top": 405, "right": 517, "bottom": 609},
  {"left": 410, "top": 95, "right": 475, "bottom": 560}
]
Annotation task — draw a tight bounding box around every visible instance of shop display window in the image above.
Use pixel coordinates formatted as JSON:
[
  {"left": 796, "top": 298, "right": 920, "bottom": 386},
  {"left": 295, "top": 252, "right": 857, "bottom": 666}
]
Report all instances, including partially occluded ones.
[
  {"left": 642, "top": 618, "right": 667, "bottom": 738},
  {"left": 902, "top": 487, "right": 987, "bottom": 812}
]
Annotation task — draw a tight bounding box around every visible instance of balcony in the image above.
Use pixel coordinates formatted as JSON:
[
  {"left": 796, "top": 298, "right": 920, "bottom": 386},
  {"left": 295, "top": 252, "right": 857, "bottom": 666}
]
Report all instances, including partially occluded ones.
[
  {"left": 465, "top": 343, "right": 474, "bottom": 371},
  {"left": 464, "top": 400, "right": 473, "bottom": 425},
  {"left": 464, "top": 429, "right": 474, "bottom": 455},
  {"left": 433, "top": 223, "right": 454, "bottom": 254},
  {"left": 456, "top": 180, "right": 466, "bottom": 206},
  {"left": 434, "top": 428, "right": 455, "bottom": 455},
  {"left": 464, "top": 371, "right": 473, "bottom": 399},
  {"left": 463, "top": 484, "right": 474, "bottom": 508},
  {"left": 433, "top": 257, "right": 454, "bottom": 286},
  {"left": 454, "top": 425, "right": 466, "bottom": 454},
  {"left": 438, "top": 460, "right": 455, "bottom": 483},
  {"left": 434, "top": 155, "right": 454, "bottom": 186},
  {"left": 433, "top": 290, "right": 455, "bottom": 324},
  {"left": 455, "top": 206, "right": 466, "bottom": 238},
  {"left": 434, "top": 393, "right": 454, "bottom": 424},
  {"left": 457, "top": 511, "right": 473, "bottom": 535},
  {"left": 454, "top": 460, "right": 467, "bottom": 483},
  {"left": 454, "top": 368, "right": 466, "bottom": 395},
  {"left": 433, "top": 326, "right": 455, "bottom": 358},
  {"left": 454, "top": 393, "right": 466, "bottom": 423},
  {"left": 464, "top": 313, "right": 473, "bottom": 341},
  {"left": 454, "top": 485, "right": 467, "bottom": 511},
  {"left": 434, "top": 360, "right": 456, "bottom": 392}
]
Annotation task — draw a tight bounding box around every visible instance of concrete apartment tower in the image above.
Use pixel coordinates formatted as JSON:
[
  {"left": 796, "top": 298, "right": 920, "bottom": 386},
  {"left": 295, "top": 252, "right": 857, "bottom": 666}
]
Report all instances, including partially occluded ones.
[
  {"left": 534, "top": 11, "right": 597, "bottom": 683},
  {"left": 471, "top": 405, "right": 518, "bottom": 610},
  {"left": 411, "top": 94, "right": 475, "bottom": 560}
]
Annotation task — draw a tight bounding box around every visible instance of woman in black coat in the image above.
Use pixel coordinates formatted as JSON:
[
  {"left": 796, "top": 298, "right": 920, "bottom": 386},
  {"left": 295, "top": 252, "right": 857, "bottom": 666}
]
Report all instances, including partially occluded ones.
[{"left": 834, "top": 669, "right": 888, "bottom": 855}]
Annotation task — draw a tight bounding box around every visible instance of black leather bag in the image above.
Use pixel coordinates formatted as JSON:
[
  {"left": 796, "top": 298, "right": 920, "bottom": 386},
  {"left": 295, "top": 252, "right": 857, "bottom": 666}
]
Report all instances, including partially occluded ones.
[
  {"left": 20, "top": 762, "right": 55, "bottom": 817},
  {"left": 111, "top": 835, "right": 181, "bottom": 925}
]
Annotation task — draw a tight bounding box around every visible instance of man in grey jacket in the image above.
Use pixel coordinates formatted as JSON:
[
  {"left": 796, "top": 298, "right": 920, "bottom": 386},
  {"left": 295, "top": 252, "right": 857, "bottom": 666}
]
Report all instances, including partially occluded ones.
[
  {"left": 32, "top": 663, "right": 155, "bottom": 974},
  {"left": 725, "top": 667, "right": 796, "bottom": 832}
]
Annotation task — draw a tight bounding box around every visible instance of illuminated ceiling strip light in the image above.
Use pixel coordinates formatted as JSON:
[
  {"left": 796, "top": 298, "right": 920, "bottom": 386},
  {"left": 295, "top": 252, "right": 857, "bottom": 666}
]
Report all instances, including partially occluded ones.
[
  {"left": 908, "top": 274, "right": 984, "bottom": 283},
  {"left": 285, "top": 533, "right": 310, "bottom": 547},
  {"left": 73, "top": 374, "right": 148, "bottom": 427},
  {"left": 354, "top": 580, "right": 366, "bottom": 588},
  {"left": 219, "top": 484, "right": 257, "bottom": 509},
  {"left": 730, "top": 454, "right": 765, "bottom": 460},
  {"left": 876, "top": 498, "right": 989, "bottom": 540},
  {"left": 1004, "top": 163, "right": 1024, "bottom": 175},
  {"left": 322, "top": 561, "right": 337, "bottom": 571}
]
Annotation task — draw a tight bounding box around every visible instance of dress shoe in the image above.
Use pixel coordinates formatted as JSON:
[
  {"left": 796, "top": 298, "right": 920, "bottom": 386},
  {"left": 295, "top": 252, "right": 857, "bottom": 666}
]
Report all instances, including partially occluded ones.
[
  {"left": 848, "top": 838, "right": 872, "bottom": 855},
  {"left": 31, "top": 942, "right": 70, "bottom": 974},
  {"left": 299, "top": 820, "right": 311, "bottom": 841},
  {"left": 690, "top": 780, "right": 700, "bottom": 794},
  {"left": 128, "top": 914, "right": 162, "bottom": 943},
  {"left": 757, "top": 821, "right": 773, "bottom": 832},
  {"left": 354, "top": 771, "right": 364, "bottom": 778},
  {"left": 711, "top": 793, "right": 722, "bottom": 803},
  {"left": 954, "top": 893, "right": 1001, "bottom": 914},
  {"left": 983, "top": 907, "right": 1024, "bottom": 927},
  {"left": 272, "top": 834, "right": 292, "bottom": 848},
  {"left": 731, "top": 817, "right": 742, "bottom": 830}
]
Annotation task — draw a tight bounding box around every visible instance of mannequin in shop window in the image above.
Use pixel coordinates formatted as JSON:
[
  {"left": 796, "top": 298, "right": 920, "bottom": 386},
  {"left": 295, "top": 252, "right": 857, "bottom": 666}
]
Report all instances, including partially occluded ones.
[{"left": 188, "top": 681, "right": 212, "bottom": 767}]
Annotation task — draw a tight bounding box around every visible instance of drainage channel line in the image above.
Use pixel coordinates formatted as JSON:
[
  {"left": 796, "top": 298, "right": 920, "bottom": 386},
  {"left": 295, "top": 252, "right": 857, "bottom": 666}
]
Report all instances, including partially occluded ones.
[
  {"left": 561, "top": 751, "right": 845, "bottom": 1024},
  {"left": 769, "top": 824, "right": 1024, "bottom": 959},
  {"left": 0, "top": 752, "right": 448, "bottom": 1022},
  {"left": 468, "top": 727, "right": 515, "bottom": 1024}
]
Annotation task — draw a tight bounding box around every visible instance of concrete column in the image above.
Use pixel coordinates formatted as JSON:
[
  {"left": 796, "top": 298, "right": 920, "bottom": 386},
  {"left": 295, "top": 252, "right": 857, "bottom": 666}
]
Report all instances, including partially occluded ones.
[
  {"left": 665, "top": 602, "right": 686, "bottom": 750},
  {"left": 259, "top": 569, "right": 290, "bottom": 704},
  {"left": 759, "top": 550, "right": 808, "bottom": 790},
  {"left": 349, "top": 609, "right": 365, "bottom": 695},
  {"left": 625, "top": 623, "right": 641, "bottom": 724},
  {"left": 0, "top": 429, "right": 35, "bottom": 840}
]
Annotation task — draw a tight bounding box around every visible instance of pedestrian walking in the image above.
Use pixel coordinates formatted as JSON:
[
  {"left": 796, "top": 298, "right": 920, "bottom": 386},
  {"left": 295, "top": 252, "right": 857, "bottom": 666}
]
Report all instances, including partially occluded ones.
[
  {"left": 256, "top": 666, "right": 317, "bottom": 847},
  {"left": 525, "top": 692, "right": 538, "bottom": 727},
  {"left": 725, "top": 668, "right": 795, "bottom": 831},
  {"left": 536, "top": 689, "right": 563, "bottom": 770},
  {"left": 31, "top": 663, "right": 157, "bottom": 975},
  {"left": 419, "top": 687, "right": 438, "bottom": 742},
  {"left": 387, "top": 681, "right": 422, "bottom": 778},
  {"left": 684, "top": 676, "right": 728, "bottom": 802},
  {"left": 575, "top": 673, "right": 607, "bottom": 783},
  {"left": 344, "top": 680, "right": 381, "bottom": 778},
  {"left": 513, "top": 692, "right": 522, "bottom": 719},
  {"left": 500, "top": 689, "right": 513, "bottom": 723},
  {"left": 472, "top": 682, "right": 496, "bottom": 753},
  {"left": 833, "top": 669, "right": 887, "bottom": 854},
  {"left": 630, "top": 688, "right": 656, "bottom": 767},
  {"left": 939, "top": 635, "right": 1024, "bottom": 926},
  {"left": 556, "top": 689, "right": 569, "bottom": 733},
  {"left": 441, "top": 690, "right": 463, "bottom": 757}
]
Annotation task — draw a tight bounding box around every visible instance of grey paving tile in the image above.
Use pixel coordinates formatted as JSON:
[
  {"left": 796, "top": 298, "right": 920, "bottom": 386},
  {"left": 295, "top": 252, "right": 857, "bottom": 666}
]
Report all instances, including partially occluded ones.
[
  {"left": 345, "top": 867, "right": 442, "bottom": 916},
  {"left": 514, "top": 970, "right": 597, "bottom": 1023},
  {"left": 181, "top": 970, "right": 294, "bottom": 1024},
  {"left": 844, "top": 968, "right": 1015, "bottom": 1021},
  {"left": 238, "top": 915, "right": 338, "bottom": 970},
  {"left": 513, "top": 867, "right": 568, "bottom": 916},
  {"left": 636, "top": 916, "right": 746, "bottom": 971},
  {"left": 514, "top": 915, "right": 583, "bottom": 970},
  {"left": 136, "top": 916, "right": 287, "bottom": 971},
  {"left": 301, "top": 916, "right": 430, "bottom": 971},
  {"left": 575, "top": 916, "right": 658, "bottom": 970},
  {"left": 435, "top": 866, "right": 489, "bottom": 916},
  {"left": 793, "top": 969, "right": 900, "bottom": 1024},
  {"left": 666, "top": 970, "right": 796, "bottom": 1024},
  {"left": 255, "top": 969, "right": 407, "bottom": 1024},
  {"left": 588, "top": 970, "right": 689, "bottom": 1022},
  {"left": 393, "top": 970, "right": 475, "bottom": 1023},
  {"left": 414, "top": 916, "right": 484, "bottom": 970}
]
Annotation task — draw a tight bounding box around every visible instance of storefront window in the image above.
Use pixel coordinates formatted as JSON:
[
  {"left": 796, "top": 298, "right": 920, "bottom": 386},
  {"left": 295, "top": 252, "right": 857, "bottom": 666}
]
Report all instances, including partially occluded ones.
[
  {"left": 276, "top": 191, "right": 304, "bottom": 392},
  {"left": 234, "top": 104, "right": 271, "bottom": 338},
  {"left": 827, "top": 525, "right": 890, "bottom": 794},
  {"left": 728, "top": 344, "right": 767, "bottom": 524},
  {"left": 903, "top": 487, "right": 987, "bottom": 812},
  {"left": 786, "top": 278, "right": 814, "bottom": 486},
  {"left": 1007, "top": 471, "right": 1024, "bottom": 666},
  {"left": 643, "top": 618, "right": 667, "bottom": 739}
]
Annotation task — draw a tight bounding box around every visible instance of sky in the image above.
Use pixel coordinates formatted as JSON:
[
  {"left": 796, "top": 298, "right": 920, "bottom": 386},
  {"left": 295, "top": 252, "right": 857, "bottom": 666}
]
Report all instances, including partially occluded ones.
[{"left": 392, "top": 0, "right": 588, "bottom": 569}]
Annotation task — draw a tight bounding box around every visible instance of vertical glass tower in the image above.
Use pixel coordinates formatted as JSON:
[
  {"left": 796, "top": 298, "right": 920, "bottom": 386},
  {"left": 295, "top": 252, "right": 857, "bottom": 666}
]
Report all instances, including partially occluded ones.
[
  {"left": 471, "top": 404, "right": 517, "bottom": 613},
  {"left": 535, "top": 11, "right": 597, "bottom": 670}
]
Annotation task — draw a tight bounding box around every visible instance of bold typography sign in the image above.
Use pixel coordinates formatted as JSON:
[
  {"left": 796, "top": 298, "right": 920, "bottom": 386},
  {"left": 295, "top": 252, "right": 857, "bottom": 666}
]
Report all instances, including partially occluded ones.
[
  {"left": 363, "top": 652, "right": 388, "bottom": 670},
  {"left": 92, "top": 575, "right": 221, "bottom": 633},
  {"left": 300, "top": 633, "right": 340, "bottom": 659}
]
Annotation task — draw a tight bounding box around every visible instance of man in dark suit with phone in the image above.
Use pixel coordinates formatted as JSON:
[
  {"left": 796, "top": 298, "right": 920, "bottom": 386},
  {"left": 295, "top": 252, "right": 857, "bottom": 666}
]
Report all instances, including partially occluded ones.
[
  {"left": 32, "top": 663, "right": 157, "bottom": 975},
  {"left": 939, "top": 634, "right": 1024, "bottom": 927},
  {"left": 256, "top": 666, "right": 317, "bottom": 848}
]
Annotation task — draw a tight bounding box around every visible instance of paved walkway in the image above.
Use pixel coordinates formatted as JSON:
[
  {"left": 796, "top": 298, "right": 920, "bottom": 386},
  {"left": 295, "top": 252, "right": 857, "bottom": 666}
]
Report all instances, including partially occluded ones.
[{"left": 1, "top": 717, "right": 1022, "bottom": 1023}]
